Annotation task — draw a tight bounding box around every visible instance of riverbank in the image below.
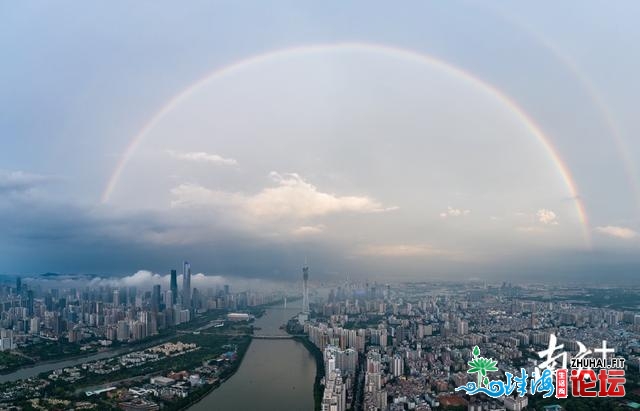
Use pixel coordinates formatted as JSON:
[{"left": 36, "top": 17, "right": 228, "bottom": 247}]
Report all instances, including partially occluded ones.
[
  {"left": 0, "top": 309, "right": 251, "bottom": 382},
  {"left": 292, "top": 336, "right": 325, "bottom": 411},
  {"left": 0, "top": 352, "right": 34, "bottom": 375},
  {"left": 1, "top": 330, "right": 254, "bottom": 409},
  {"left": 0, "top": 333, "right": 178, "bottom": 382},
  {"left": 171, "top": 336, "right": 252, "bottom": 411}
]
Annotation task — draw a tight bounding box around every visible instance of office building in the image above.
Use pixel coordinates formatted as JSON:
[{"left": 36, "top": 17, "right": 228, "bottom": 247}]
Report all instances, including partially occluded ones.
[
  {"left": 182, "top": 261, "right": 191, "bottom": 311},
  {"left": 170, "top": 269, "right": 178, "bottom": 305}
]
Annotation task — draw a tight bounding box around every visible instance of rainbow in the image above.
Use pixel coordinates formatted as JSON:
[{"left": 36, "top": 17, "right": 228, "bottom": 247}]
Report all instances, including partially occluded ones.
[
  {"left": 100, "top": 42, "right": 592, "bottom": 247},
  {"left": 486, "top": 5, "right": 640, "bottom": 215}
]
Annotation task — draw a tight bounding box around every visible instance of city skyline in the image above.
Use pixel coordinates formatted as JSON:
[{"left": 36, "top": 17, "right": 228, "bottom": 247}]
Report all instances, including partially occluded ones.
[{"left": 0, "top": 267, "right": 635, "bottom": 409}]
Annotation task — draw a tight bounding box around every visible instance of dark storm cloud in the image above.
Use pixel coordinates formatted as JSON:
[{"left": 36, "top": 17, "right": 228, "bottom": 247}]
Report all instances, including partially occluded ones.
[
  {"left": 1, "top": 166, "right": 640, "bottom": 283},
  {"left": 0, "top": 197, "right": 342, "bottom": 280},
  {"left": 2, "top": 193, "right": 640, "bottom": 284}
]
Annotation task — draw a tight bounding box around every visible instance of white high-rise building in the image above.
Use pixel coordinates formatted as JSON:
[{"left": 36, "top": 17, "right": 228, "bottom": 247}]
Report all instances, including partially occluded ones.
[
  {"left": 392, "top": 354, "right": 404, "bottom": 377},
  {"left": 324, "top": 345, "right": 358, "bottom": 376},
  {"left": 321, "top": 370, "right": 346, "bottom": 411},
  {"left": 457, "top": 319, "right": 468, "bottom": 335},
  {"left": 30, "top": 317, "right": 40, "bottom": 334},
  {"left": 0, "top": 329, "right": 14, "bottom": 351}
]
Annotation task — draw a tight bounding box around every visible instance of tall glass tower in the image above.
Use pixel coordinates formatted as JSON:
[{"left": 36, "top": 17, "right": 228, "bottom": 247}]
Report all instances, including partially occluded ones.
[
  {"left": 182, "top": 261, "right": 191, "bottom": 311},
  {"left": 170, "top": 269, "right": 178, "bottom": 305}
]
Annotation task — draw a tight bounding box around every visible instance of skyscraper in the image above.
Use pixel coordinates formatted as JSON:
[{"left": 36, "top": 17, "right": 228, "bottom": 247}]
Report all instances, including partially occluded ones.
[
  {"left": 531, "top": 307, "right": 536, "bottom": 329},
  {"left": 170, "top": 269, "right": 178, "bottom": 305},
  {"left": 182, "top": 261, "right": 191, "bottom": 311},
  {"left": 152, "top": 284, "right": 161, "bottom": 313},
  {"left": 27, "top": 290, "right": 34, "bottom": 316},
  {"left": 302, "top": 263, "right": 310, "bottom": 314}
]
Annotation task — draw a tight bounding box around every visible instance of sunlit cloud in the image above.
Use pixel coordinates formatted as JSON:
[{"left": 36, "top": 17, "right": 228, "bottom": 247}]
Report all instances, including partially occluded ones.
[
  {"left": 536, "top": 208, "right": 558, "bottom": 225},
  {"left": 355, "top": 243, "right": 452, "bottom": 257},
  {"left": 292, "top": 224, "right": 326, "bottom": 236},
  {"left": 439, "top": 206, "right": 470, "bottom": 218},
  {"left": 166, "top": 150, "right": 237, "bottom": 166},
  {"left": 170, "top": 172, "right": 397, "bottom": 220},
  {"left": 595, "top": 225, "right": 638, "bottom": 239}
]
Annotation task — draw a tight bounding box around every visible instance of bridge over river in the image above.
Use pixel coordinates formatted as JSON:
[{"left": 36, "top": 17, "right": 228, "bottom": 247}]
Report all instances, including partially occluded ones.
[
  {"left": 177, "top": 329, "right": 306, "bottom": 340},
  {"left": 251, "top": 334, "right": 305, "bottom": 340}
]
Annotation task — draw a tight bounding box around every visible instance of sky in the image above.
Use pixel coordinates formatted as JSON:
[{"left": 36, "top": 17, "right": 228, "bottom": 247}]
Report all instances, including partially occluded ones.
[{"left": 2, "top": 1, "right": 640, "bottom": 282}]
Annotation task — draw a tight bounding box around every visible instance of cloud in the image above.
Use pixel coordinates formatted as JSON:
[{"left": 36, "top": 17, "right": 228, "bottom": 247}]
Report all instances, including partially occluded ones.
[
  {"left": 516, "top": 226, "right": 545, "bottom": 233},
  {"left": 24, "top": 270, "right": 287, "bottom": 293},
  {"left": 292, "top": 225, "right": 325, "bottom": 236},
  {"left": 595, "top": 225, "right": 638, "bottom": 239},
  {"left": 536, "top": 209, "right": 558, "bottom": 225},
  {"left": 170, "top": 183, "right": 236, "bottom": 209},
  {"left": 440, "top": 206, "right": 470, "bottom": 218},
  {"left": 89, "top": 270, "right": 170, "bottom": 288},
  {"left": 516, "top": 209, "right": 559, "bottom": 233},
  {"left": 0, "top": 170, "right": 51, "bottom": 193},
  {"left": 167, "top": 150, "right": 237, "bottom": 166},
  {"left": 171, "top": 172, "right": 396, "bottom": 220},
  {"left": 355, "top": 244, "right": 451, "bottom": 257}
]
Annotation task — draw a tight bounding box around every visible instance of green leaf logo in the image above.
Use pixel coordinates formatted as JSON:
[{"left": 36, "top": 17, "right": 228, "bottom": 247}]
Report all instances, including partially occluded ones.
[{"left": 466, "top": 347, "right": 498, "bottom": 388}]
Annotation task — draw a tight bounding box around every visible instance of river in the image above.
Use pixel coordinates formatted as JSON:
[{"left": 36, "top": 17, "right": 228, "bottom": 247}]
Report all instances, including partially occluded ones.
[
  {"left": 189, "top": 301, "right": 317, "bottom": 411},
  {"left": 0, "top": 342, "right": 168, "bottom": 384}
]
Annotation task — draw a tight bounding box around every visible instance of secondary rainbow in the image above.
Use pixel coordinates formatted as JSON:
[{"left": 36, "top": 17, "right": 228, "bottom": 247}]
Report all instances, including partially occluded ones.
[
  {"left": 100, "top": 42, "right": 592, "bottom": 247},
  {"left": 487, "top": 5, "right": 640, "bottom": 215}
]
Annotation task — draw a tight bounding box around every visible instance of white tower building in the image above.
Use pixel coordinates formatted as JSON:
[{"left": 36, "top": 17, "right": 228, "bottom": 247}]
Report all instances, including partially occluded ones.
[{"left": 302, "top": 263, "right": 310, "bottom": 314}]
